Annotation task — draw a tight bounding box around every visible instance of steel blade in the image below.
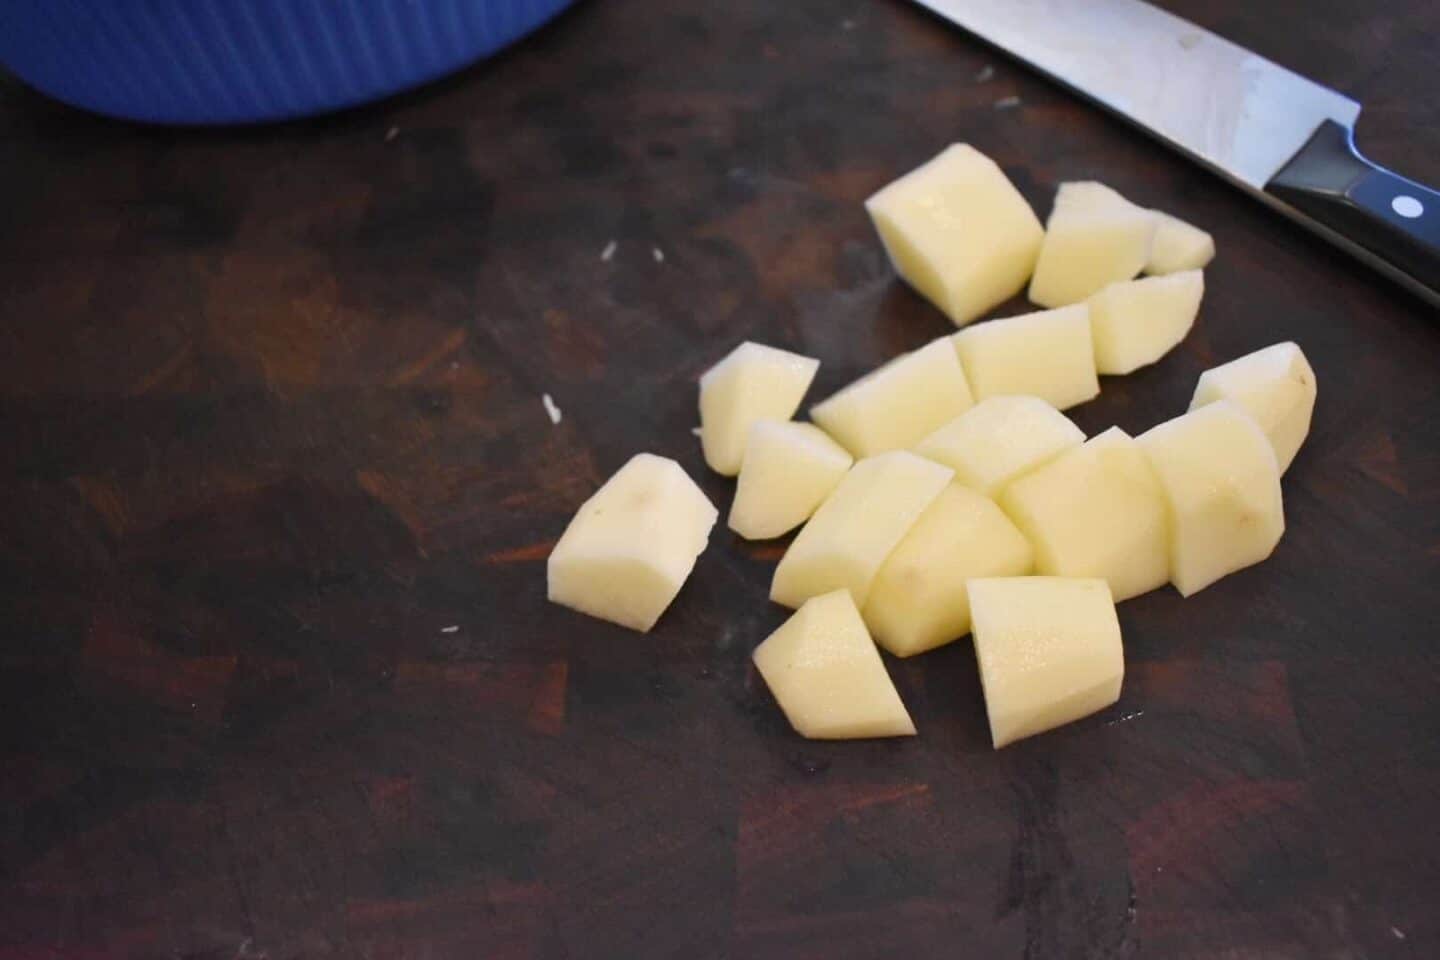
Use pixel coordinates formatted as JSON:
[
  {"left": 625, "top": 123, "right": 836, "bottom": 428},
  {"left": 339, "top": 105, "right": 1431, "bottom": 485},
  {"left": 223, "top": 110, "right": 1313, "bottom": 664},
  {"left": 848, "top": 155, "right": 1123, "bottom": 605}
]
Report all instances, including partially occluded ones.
[{"left": 914, "top": 0, "right": 1360, "bottom": 190}]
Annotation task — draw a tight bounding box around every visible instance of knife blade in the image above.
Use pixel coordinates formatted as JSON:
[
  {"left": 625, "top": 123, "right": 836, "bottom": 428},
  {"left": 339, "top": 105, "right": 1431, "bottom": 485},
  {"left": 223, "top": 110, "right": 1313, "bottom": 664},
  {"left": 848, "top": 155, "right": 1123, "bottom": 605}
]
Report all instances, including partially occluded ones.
[{"left": 912, "top": 0, "right": 1440, "bottom": 309}]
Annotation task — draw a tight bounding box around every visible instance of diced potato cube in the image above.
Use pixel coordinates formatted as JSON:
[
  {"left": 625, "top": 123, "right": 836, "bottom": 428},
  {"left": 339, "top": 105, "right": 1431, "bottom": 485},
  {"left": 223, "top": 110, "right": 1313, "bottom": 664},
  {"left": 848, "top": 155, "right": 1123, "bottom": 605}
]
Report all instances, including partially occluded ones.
[
  {"left": 1000, "top": 427, "right": 1170, "bottom": 601},
  {"left": 547, "top": 454, "right": 718, "bottom": 631},
  {"left": 951, "top": 305, "right": 1099, "bottom": 410},
  {"left": 729, "top": 420, "right": 853, "bottom": 540},
  {"left": 968, "top": 577, "right": 1124, "bottom": 748},
  {"left": 771, "top": 451, "right": 953, "bottom": 609},
  {"left": 699, "top": 341, "right": 819, "bottom": 476},
  {"left": 1189, "top": 341, "right": 1316, "bottom": 474},
  {"left": 1029, "top": 182, "right": 1156, "bottom": 307},
  {"left": 865, "top": 143, "right": 1045, "bottom": 326},
  {"left": 864, "top": 484, "right": 1034, "bottom": 657},
  {"left": 1145, "top": 210, "right": 1215, "bottom": 275},
  {"left": 1088, "top": 270, "right": 1204, "bottom": 375},
  {"left": 1139, "top": 402, "right": 1285, "bottom": 597},
  {"left": 752, "top": 589, "right": 916, "bottom": 739},
  {"left": 914, "top": 395, "right": 1084, "bottom": 497},
  {"left": 811, "top": 338, "right": 975, "bottom": 457}
]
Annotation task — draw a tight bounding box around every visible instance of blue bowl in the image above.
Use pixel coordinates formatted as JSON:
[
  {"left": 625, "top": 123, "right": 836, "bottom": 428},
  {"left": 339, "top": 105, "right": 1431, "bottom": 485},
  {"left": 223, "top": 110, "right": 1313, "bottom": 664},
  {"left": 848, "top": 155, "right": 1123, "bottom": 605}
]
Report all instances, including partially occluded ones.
[{"left": 0, "top": 0, "right": 576, "bottom": 124}]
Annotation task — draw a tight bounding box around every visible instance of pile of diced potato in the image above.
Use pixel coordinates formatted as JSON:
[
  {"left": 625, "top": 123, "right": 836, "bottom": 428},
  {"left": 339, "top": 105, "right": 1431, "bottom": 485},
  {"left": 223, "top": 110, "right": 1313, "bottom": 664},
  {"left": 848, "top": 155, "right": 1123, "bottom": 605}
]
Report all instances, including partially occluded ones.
[{"left": 546, "top": 143, "right": 1317, "bottom": 749}]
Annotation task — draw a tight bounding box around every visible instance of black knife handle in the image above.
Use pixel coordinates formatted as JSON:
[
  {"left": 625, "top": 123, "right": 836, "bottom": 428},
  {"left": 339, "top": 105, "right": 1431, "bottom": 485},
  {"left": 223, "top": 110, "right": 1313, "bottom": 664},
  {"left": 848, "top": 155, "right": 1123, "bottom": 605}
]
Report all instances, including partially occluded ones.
[{"left": 1267, "top": 119, "right": 1440, "bottom": 308}]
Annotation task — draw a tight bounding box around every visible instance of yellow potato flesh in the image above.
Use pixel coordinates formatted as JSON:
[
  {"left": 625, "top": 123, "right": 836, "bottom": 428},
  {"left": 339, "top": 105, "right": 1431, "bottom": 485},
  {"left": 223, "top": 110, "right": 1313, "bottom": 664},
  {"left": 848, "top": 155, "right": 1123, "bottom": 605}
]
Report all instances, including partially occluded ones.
[
  {"left": 1189, "top": 341, "right": 1316, "bottom": 474},
  {"left": 547, "top": 454, "right": 718, "bottom": 631},
  {"left": 864, "top": 483, "right": 1033, "bottom": 657},
  {"left": 698, "top": 341, "right": 819, "bottom": 476},
  {"left": 951, "top": 305, "right": 1100, "bottom": 411},
  {"left": 752, "top": 589, "right": 916, "bottom": 740},
  {"left": 728, "top": 420, "right": 853, "bottom": 540},
  {"left": 914, "top": 395, "right": 1084, "bottom": 497},
  {"left": 1000, "top": 427, "right": 1170, "bottom": 602},
  {"left": 1139, "top": 401, "right": 1285, "bottom": 597},
  {"left": 770, "top": 451, "right": 953, "bottom": 609},
  {"left": 866, "top": 143, "right": 1044, "bottom": 326},
  {"left": 1029, "top": 181, "right": 1156, "bottom": 307},
  {"left": 1088, "top": 270, "right": 1204, "bottom": 375},
  {"left": 1145, "top": 210, "right": 1215, "bottom": 275},
  {"left": 811, "top": 337, "right": 975, "bottom": 458},
  {"left": 968, "top": 577, "right": 1124, "bottom": 748}
]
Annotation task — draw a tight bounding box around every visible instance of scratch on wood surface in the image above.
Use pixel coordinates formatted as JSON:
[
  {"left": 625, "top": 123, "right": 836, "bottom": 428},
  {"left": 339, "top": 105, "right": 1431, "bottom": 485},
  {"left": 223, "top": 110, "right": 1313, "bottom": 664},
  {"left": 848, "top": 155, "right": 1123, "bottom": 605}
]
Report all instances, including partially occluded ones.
[
  {"left": 386, "top": 327, "right": 468, "bottom": 386},
  {"left": 69, "top": 475, "right": 128, "bottom": 538},
  {"left": 745, "top": 542, "right": 787, "bottom": 562},
  {"left": 1352, "top": 433, "right": 1407, "bottom": 495},
  {"left": 484, "top": 541, "right": 556, "bottom": 565},
  {"left": 126, "top": 340, "right": 193, "bottom": 395}
]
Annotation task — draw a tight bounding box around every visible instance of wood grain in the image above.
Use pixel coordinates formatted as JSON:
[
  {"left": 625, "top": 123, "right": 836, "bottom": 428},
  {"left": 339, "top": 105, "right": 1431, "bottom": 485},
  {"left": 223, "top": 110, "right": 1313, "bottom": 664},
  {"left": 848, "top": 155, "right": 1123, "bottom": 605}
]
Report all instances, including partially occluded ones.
[{"left": 1, "top": 1, "right": 1438, "bottom": 957}]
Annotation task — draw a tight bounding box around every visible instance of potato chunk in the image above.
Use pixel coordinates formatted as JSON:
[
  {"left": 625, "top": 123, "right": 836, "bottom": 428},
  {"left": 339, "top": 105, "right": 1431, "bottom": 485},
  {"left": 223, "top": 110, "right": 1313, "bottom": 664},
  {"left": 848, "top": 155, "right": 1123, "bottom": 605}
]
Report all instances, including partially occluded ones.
[
  {"left": 968, "top": 577, "right": 1124, "bottom": 748},
  {"left": 1000, "top": 427, "right": 1170, "bottom": 602},
  {"left": 951, "top": 305, "right": 1099, "bottom": 410},
  {"left": 753, "top": 589, "right": 916, "bottom": 739},
  {"left": 547, "top": 454, "right": 718, "bottom": 631},
  {"left": 771, "top": 451, "right": 953, "bottom": 609},
  {"left": 811, "top": 338, "right": 975, "bottom": 458},
  {"left": 1189, "top": 341, "right": 1316, "bottom": 474},
  {"left": 864, "top": 484, "right": 1033, "bottom": 657},
  {"left": 1029, "top": 182, "right": 1156, "bottom": 307},
  {"left": 1145, "top": 210, "right": 1215, "bottom": 274},
  {"left": 1088, "top": 270, "right": 1204, "bottom": 375},
  {"left": 698, "top": 341, "right": 819, "bottom": 476},
  {"left": 1139, "top": 402, "right": 1285, "bottom": 597},
  {"left": 728, "top": 420, "right": 853, "bottom": 540},
  {"left": 865, "top": 143, "right": 1045, "bottom": 326},
  {"left": 914, "top": 395, "right": 1084, "bottom": 497}
]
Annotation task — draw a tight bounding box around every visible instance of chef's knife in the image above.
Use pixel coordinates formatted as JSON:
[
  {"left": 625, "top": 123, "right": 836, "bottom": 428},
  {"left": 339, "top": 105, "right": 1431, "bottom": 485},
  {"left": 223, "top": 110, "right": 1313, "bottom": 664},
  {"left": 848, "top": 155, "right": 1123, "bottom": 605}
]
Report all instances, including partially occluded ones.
[{"left": 911, "top": 0, "right": 1440, "bottom": 309}]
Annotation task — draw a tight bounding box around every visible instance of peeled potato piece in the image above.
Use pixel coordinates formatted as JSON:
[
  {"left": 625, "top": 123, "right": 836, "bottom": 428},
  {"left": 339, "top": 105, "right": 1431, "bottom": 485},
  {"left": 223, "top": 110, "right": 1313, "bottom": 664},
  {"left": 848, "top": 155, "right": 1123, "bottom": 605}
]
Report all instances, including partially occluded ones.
[
  {"left": 753, "top": 589, "right": 916, "bottom": 740},
  {"left": 1139, "top": 401, "right": 1285, "bottom": 597},
  {"left": 969, "top": 577, "right": 1124, "bottom": 748},
  {"left": 914, "top": 395, "right": 1084, "bottom": 497},
  {"left": 811, "top": 337, "right": 975, "bottom": 458},
  {"left": 729, "top": 420, "right": 853, "bottom": 540},
  {"left": 866, "top": 143, "right": 1045, "bottom": 326},
  {"left": 547, "top": 454, "right": 718, "bottom": 632},
  {"left": 698, "top": 342, "right": 819, "bottom": 476},
  {"left": 1189, "top": 341, "right": 1316, "bottom": 474},
  {"left": 951, "top": 305, "right": 1100, "bottom": 411},
  {"left": 1029, "top": 182, "right": 1156, "bottom": 308},
  {"left": 1000, "top": 427, "right": 1170, "bottom": 602},
  {"left": 1088, "top": 270, "right": 1204, "bottom": 375},
  {"left": 771, "top": 451, "right": 953, "bottom": 609},
  {"left": 864, "top": 483, "right": 1034, "bottom": 657},
  {"left": 1146, "top": 210, "right": 1215, "bottom": 274}
]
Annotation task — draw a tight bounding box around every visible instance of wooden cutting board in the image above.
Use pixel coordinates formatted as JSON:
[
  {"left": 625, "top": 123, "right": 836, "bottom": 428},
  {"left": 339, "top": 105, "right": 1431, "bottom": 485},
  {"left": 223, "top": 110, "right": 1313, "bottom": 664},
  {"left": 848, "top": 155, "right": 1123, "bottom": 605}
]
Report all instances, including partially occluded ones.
[{"left": 0, "top": 1, "right": 1436, "bottom": 956}]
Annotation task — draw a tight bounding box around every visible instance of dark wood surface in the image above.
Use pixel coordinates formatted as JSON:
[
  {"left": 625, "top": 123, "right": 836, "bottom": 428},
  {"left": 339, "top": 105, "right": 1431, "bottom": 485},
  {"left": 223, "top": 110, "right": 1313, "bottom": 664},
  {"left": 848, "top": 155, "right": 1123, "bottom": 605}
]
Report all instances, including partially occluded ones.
[{"left": 2, "top": 1, "right": 1438, "bottom": 957}]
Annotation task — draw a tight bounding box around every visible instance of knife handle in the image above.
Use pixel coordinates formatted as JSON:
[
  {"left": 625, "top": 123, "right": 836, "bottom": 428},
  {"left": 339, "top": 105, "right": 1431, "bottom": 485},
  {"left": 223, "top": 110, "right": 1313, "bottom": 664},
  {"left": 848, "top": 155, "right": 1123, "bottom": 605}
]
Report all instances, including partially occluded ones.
[{"left": 1267, "top": 120, "right": 1440, "bottom": 308}]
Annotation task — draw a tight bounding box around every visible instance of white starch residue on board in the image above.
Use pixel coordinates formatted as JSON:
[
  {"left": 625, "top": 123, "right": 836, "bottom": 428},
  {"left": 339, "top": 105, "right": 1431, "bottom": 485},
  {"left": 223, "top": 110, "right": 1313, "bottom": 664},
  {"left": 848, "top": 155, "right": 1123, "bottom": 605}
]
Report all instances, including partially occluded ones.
[{"left": 542, "top": 393, "right": 563, "bottom": 425}]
